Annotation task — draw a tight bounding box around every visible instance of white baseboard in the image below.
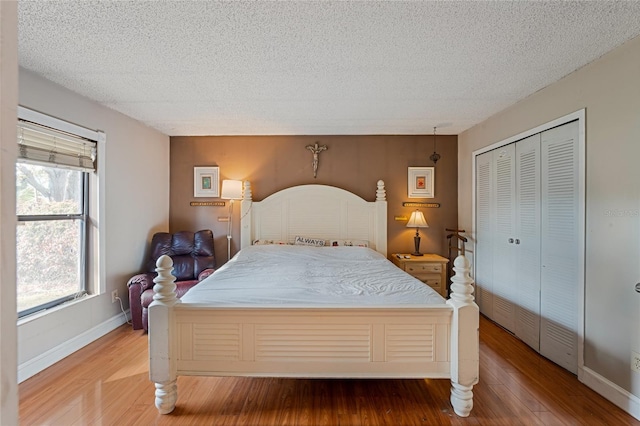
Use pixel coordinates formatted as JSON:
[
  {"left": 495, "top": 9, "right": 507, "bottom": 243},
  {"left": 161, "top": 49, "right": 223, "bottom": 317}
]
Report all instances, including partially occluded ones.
[
  {"left": 18, "top": 310, "right": 130, "bottom": 383},
  {"left": 581, "top": 366, "right": 640, "bottom": 420}
]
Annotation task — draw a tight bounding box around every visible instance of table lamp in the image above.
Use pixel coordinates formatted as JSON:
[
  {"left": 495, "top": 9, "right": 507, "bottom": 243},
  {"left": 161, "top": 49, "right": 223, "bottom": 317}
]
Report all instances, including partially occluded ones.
[{"left": 406, "top": 210, "right": 429, "bottom": 256}]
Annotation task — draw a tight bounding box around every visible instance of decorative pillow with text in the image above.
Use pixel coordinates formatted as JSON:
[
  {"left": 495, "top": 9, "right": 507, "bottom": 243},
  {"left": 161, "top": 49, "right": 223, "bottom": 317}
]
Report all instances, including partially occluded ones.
[{"left": 293, "top": 236, "right": 326, "bottom": 247}]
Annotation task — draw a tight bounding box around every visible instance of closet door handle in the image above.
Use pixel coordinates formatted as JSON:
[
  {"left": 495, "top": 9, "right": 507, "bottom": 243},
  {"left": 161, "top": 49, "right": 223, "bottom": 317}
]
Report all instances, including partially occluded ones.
[
  {"left": 635, "top": 283, "right": 640, "bottom": 293},
  {"left": 508, "top": 238, "right": 514, "bottom": 243},
  {"left": 515, "top": 239, "right": 520, "bottom": 245}
]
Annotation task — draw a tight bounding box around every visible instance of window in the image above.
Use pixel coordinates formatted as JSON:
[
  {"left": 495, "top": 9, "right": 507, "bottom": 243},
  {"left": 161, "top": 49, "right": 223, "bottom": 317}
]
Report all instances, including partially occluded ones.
[{"left": 16, "top": 113, "right": 97, "bottom": 317}]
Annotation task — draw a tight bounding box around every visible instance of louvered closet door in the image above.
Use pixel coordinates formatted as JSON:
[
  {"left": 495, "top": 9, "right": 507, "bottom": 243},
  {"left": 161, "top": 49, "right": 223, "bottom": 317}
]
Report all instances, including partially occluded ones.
[
  {"left": 540, "top": 120, "right": 579, "bottom": 374},
  {"left": 475, "top": 151, "right": 494, "bottom": 318},
  {"left": 492, "top": 145, "right": 517, "bottom": 332},
  {"left": 514, "top": 135, "right": 541, "bottom": 351}
]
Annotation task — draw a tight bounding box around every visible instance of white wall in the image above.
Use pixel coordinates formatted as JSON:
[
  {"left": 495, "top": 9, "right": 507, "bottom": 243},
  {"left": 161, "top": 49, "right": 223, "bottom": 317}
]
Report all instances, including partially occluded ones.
[
  {"left": 0, "top": 1, "right": 18, "bottom": 423},
  {"left": 458, "top": 35, "right": 640, "bottom": 416},
  {"left": 17, "top": 69, "right": 170, "bottom": 380}
]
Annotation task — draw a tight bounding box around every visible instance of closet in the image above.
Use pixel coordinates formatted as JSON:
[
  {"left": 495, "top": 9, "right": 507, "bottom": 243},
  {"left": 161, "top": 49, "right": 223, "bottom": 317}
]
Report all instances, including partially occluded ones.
[{"left": 475, "top": 120, "right": 580, "bottom": 374}]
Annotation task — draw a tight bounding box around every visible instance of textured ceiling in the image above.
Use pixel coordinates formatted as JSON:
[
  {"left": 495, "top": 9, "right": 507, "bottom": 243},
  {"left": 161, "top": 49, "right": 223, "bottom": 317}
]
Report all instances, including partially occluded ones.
[{"left": 18, "top": 1, "right": 640, "bottom": 136}]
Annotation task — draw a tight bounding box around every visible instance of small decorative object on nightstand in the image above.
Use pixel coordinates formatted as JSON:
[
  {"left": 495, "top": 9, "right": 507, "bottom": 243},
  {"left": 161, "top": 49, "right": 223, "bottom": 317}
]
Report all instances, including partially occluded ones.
[
  {"left": 391, "top": 253, "right": 449, "bottom": 298},
  {"left": 406, "top": 210, "right": 429, "bottom": 256}
]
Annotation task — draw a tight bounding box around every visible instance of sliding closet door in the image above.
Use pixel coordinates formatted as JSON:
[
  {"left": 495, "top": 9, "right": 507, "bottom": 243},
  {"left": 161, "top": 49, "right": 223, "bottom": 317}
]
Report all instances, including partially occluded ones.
[
  {"left": 475, "top": 151, "right": 494, "bottom": 318},
  {"left": 540, "top": 120, "right": 579, "bottom": 374},
  {"left": 491, "top": 145, "right": 517, "bottom": 332},
  {"left": 514, "top": 135, "right": 541, "bottom": 350}
]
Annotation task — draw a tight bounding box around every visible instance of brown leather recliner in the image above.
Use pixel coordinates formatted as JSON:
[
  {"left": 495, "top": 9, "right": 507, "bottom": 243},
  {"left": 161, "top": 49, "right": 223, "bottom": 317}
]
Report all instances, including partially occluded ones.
[{"left": 127, "top": 229, "right": 216, "bottom": 331}]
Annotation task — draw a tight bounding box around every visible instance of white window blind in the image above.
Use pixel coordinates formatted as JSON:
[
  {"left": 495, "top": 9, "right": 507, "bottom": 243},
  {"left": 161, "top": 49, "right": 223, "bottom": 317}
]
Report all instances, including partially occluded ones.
[{"left": 17, "top": 119, "right": 96, "bottom": 172}]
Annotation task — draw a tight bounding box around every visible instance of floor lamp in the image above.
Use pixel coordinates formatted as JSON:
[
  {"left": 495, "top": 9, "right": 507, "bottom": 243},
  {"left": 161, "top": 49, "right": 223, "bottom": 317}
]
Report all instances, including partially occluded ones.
[{"left": 221, "top": 180, "right": 243, "bottom": 261}]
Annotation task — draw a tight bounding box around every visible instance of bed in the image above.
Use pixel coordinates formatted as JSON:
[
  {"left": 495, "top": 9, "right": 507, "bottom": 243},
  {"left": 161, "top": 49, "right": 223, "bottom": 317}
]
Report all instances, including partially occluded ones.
[{"left": 148, "top": 180, "right": 479, "bottom": 417}]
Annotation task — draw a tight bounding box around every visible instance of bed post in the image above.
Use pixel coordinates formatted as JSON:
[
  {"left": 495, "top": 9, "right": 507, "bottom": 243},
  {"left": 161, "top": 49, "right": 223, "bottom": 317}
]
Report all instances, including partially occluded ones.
[
  {"left": 148, "top": 255, "right": 181, "bottom": 414},
  {"left": 375, "top": 180, "right": 387, "bottom": 256},
  {"left": 446, "top": 254, "right": 479, "bottom": 417},
  {"left": 240, "top": 180, "right": 252, "bottom": 249}
]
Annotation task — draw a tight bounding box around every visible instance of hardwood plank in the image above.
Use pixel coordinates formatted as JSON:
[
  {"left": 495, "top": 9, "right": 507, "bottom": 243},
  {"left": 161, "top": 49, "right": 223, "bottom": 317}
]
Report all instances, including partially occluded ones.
[
  {"left": 18, "top": 316, "right": 640, "bottom": 426},
  {"left": 488, "top": 384, "right": 547, "bottom": 425}
]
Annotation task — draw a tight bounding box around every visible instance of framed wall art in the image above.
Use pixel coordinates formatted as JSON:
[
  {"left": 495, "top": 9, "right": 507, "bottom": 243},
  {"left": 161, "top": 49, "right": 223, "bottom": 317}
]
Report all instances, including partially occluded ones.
[
  {"left": 194, "top": 166, "right": 220, "bottom": 197},
  {"left": 408, "top": 167, "right": 434, "bottom": 198}
]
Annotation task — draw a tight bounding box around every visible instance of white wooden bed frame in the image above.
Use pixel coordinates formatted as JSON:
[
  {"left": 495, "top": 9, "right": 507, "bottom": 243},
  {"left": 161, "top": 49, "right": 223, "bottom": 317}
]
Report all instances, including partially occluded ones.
[{"left": 149, "top": 180, "right": 479, "bottom": 417}]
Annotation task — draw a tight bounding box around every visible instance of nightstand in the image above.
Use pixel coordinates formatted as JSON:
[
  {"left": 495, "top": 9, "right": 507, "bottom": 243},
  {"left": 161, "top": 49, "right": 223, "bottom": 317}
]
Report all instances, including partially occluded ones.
[{"left": 391, "top": 253, "right": 449, "bottom": 298}]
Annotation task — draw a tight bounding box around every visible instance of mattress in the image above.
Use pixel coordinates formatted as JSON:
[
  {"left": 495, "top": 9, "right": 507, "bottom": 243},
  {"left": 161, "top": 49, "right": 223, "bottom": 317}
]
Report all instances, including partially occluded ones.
[{"left": 180, "top": 245, "right": 447, "bottom": 307}]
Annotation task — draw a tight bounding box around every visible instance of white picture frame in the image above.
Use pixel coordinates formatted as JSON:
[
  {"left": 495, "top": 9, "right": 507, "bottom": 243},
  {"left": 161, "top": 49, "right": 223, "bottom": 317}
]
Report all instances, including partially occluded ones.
[
  {"left": 194, "top": 166, "right": 220, "bottom": 197},
  {"left": 408, "top": 167, "right": 435, "bottom": 198}
]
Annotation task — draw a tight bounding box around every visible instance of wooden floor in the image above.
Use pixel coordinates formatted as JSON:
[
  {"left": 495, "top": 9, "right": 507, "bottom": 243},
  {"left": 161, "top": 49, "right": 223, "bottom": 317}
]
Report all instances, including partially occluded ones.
[{"left": 19, "top": 315, "right": 640, "bottom": 426}]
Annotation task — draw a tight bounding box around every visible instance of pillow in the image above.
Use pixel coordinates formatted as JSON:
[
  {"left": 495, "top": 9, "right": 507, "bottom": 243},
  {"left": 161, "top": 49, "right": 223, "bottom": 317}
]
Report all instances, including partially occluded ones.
[
  {"left": 329, "top": 239, "right": 369, "bottom": 248},
  {"left": 293, "top": 236, "right": 325, "bottom": 247},
  {"left": 252, "top": 239, "right": 289, "bottom": 245}
]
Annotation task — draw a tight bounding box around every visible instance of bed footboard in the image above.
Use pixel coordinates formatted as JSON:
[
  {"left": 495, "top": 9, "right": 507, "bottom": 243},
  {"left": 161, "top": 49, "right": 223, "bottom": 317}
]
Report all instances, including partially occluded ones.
[{"left": 149, "top": 253, "right": 478, "bottom": 417}]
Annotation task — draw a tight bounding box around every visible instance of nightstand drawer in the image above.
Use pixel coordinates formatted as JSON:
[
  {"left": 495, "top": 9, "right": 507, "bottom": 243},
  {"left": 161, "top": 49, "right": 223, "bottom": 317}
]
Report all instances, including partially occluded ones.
[
  {"left": 415, "top": 275, "right": 442, "bottom": 292},
  {"left": 406, "top": 263, "right": 442, "bottom": 274}
]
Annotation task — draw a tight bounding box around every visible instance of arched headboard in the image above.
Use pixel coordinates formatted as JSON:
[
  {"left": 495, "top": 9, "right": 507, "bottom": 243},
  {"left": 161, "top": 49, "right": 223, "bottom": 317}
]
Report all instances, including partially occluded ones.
[{"left": 240, "top": 180, "right": 387, "bottom": 256}]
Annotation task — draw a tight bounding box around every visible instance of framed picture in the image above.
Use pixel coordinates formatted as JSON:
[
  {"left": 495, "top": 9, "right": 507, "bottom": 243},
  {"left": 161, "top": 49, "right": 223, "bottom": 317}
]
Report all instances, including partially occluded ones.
[
  {"left": 194, "top": 166, "right": 220, "bottom": 197},
  {"left": 408, "top": 167, "right": 435, "bottom": 198}
]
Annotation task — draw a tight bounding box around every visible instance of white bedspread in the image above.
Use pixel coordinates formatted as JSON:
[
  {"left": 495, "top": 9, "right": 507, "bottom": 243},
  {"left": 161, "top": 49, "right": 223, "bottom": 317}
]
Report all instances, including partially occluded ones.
[{"left": 180, "top": 245, "right": 447, "bottom": 307}]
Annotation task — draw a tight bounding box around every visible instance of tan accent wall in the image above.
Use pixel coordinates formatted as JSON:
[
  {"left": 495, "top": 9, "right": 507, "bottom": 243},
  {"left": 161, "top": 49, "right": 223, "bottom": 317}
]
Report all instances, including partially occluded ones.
[
  {"left": 458, "top": 34, "right": 640, "bottom": 400},
  {"left": 170, "top": 135, "right": 458, "bottom": 262}
]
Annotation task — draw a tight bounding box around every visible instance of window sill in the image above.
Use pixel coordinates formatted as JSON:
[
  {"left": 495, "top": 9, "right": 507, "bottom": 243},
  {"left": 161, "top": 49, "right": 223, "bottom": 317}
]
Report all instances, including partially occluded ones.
[{"left": 17, "top": 293, "right": 98, "bottom": 326}]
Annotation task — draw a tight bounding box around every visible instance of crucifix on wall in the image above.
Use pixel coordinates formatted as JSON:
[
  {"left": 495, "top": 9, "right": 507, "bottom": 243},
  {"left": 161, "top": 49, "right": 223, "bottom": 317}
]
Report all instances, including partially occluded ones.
[{"left": 306, "top": 142, "right": 328, "bottom": 178}]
